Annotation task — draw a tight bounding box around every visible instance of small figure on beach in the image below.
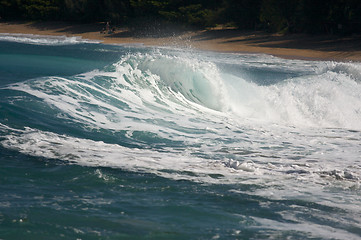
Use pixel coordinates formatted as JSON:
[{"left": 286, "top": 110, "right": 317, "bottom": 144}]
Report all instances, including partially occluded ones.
[
  {"left": 101, "top": 21, "right": 114, "bottom": 34},
  {"left": 106, "top": 21, "right": 110, "bottom": 33}
]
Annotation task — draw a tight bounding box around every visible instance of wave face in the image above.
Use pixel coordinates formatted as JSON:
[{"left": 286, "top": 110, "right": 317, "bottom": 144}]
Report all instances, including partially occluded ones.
[{"left": 1, "top": 36, "right": 361, "bottom": 239}]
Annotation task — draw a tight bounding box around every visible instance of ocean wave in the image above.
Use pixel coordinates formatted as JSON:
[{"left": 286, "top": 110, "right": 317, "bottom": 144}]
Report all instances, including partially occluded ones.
[
  {"left": 6, "top": 50, "right": 361, "bottom": 132},
  {"left": 0, "top": 33, "right": 101, "bottom": 45}
]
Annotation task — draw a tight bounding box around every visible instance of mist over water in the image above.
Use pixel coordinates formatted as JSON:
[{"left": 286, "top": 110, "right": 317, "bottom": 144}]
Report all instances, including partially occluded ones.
[{"left": 1, "top": 35, "right": 361, "bottom": 239}]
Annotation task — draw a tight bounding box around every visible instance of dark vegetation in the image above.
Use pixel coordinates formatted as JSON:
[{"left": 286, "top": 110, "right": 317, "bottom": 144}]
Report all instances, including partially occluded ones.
[{"left": 1, "top": 0, "right": 360, "bottom": 35}]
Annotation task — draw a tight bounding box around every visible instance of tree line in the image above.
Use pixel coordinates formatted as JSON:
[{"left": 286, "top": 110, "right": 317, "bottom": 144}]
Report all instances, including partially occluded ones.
[{"left": 1, "top": 0, "right": 360, "bottom": 34}]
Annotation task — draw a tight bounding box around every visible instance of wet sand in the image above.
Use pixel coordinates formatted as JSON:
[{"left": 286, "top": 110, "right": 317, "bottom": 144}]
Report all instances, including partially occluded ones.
[{"left": 1, "top": 21, "right": 361, "bottom": 61}]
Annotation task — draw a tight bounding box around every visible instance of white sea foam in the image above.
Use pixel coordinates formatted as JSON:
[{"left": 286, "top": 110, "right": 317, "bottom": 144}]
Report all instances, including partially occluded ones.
[
  {"left": 0, "top": 33, "right": 100, "bottom": 45},
  {"left": 9, "top": 50, "right": 361, "bottom": 130},
  {"left": 1, "top": 121, "right": 360, "bottom": 205},
  {"left": 2, "top": 49, "right": 361, "bottom": 205},
  {"left": 252, "top": 216, "right": 361, "bottom": 240}
]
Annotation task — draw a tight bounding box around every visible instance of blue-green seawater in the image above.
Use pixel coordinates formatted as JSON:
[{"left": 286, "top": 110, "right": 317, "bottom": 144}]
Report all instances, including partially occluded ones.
[{"left": 1, "top": 35, "right": 361, "bottom": 239}]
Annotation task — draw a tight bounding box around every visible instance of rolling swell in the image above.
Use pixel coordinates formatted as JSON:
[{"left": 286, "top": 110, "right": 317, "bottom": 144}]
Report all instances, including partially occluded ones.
[
  {"left": 5, "top": 51, "right": 228, "bottom": 132},
  {"left": 6, "top": 50, "right": 361, "bottom": 130},
  {"left": 1, "top": 38, "right": 361, "bottom": 239},
  {"left": 1, "top": 49, "right": 361, "bottom": 180}
]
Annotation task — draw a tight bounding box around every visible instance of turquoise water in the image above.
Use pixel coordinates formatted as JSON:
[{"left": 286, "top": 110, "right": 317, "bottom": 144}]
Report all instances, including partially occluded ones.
[{"left": 1, "top": 34, "right": 361, "bottom": 239}]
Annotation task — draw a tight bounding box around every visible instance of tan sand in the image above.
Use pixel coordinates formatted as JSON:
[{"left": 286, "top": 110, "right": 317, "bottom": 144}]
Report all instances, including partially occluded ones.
[{"left": 1, "top": 21, "right": 361, "bottom": 62}]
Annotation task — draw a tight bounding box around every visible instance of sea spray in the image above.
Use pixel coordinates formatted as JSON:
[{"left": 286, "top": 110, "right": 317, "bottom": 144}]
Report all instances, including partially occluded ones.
[{"left": 1, "top": 36, "right": 361, "bottom": 239}]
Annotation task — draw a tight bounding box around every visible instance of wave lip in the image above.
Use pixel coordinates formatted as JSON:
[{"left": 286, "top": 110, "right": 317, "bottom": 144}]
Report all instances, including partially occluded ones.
[
  {"left": 0, "top": 33, "right": 101, "bottom": 45},
  {"left": 113, "top": 52, "right": 228, "bottom": 112}
]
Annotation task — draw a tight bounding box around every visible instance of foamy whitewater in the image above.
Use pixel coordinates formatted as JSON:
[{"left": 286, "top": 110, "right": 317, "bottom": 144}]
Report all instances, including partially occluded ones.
[{"left": 0, "top": 34, "right": 361, "bottom": 239}]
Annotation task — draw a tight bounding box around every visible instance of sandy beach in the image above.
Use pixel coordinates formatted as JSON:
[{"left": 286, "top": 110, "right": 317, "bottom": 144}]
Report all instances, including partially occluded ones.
[{"left": 1, "top": 21, "right": 361, "bottom": 61}]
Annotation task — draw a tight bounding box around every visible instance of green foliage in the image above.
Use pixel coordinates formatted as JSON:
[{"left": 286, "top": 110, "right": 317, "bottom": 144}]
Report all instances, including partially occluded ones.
[
  {"left": 260, "top": 0, "right": 299, "bottom": 32},
  {"left": 0, "top": 0, "right": 20, "bottom": 19},
  {"left": 177, "top": 4, "right": 214, "bottom": 26},
  {"left": 259, "top": 0, "right": 361, "bottom": 34},
  {"left": 0, "top": 0, "right": 360, "bottom": 34},
  {"left": 220, "top": 0, "right": 262, "bottom": 29},
  {"left": 103, "top": 0, "right": 131, "bottom": 23},
  {"left": 62, "top": 0, "right": 106, "bottom": 22},
  {"left": 19, "top": 0, "right": 61, "bottom": 19}
]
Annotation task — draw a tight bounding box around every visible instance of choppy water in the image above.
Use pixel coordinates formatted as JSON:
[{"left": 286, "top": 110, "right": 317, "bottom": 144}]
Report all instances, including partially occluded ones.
[{"left": 1, "top": 34, "right": 361, "bottom": 239}]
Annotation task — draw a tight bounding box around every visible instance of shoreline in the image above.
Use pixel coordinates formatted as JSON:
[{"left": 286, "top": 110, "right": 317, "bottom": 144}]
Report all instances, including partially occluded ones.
[{"left": 1, "top": 21, "right": 361, "bottom": 62}]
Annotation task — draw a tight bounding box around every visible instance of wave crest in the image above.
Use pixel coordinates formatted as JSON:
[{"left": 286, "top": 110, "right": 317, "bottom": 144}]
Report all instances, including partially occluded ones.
[{"left": 112, "top": 52, "right": 227, "bottom": 111}]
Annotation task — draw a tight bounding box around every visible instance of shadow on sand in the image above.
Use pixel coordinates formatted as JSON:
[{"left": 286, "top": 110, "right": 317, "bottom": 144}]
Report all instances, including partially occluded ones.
[
  {"left": 192, "top": 28, "right": 361, "bottom": 52},
  {"left": 26, "top": 21, "right": 361, "bottom": 53}
]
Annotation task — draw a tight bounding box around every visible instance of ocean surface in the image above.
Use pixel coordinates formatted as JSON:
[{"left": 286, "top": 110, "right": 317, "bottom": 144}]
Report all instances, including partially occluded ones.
[{"left": 0, "top": 33, "right": 361, "bottom": 239}]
